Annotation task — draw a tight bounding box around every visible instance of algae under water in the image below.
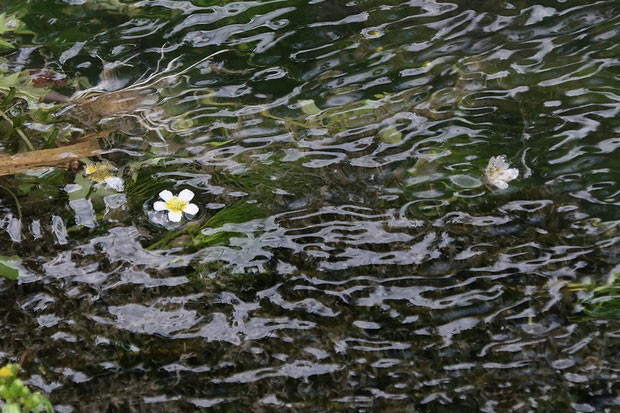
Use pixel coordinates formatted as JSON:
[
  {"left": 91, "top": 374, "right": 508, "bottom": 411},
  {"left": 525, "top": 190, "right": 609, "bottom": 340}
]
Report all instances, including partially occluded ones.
[{"left": 0, "top": 0, "right": 619, "bottom": 411}]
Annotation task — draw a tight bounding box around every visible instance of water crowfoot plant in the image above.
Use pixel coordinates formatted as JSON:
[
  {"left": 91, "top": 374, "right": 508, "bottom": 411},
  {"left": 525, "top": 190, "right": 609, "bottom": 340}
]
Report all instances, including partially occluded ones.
[
  {"left": 154, "top": 189, "right": 198, "bottom": 222},
  {"left": 484, "top": 155, "right": 519, "bottom": 189},
  {"left": 0, "top": 363, "right": 53, "bottom": 413},
  {"left": 569, "top": 272, "right": 620, "bottom": 319}
]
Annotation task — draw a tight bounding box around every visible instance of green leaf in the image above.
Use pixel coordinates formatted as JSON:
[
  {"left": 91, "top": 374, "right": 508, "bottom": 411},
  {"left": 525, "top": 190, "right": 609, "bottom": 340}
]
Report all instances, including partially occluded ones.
[
  {"left": 0, "top": 13, "right": 32, "bottom": 36},
  {"left": 0, "top": 71, "right": 51, "bottom": 105},
  {"left": 43, "top": 127, "right": 59, "bottom": 149},
  {"left": 1, "top": 86, "right": 15, "bottom": 106},
  {"left": 0, "top": 39, "right": 15, "bottom": 50},
  {"left": 2, "top": 402, "right": 21, "bottom": 413},
  {"left": 0, "top": 256, "right": 20, "bottom": 280},
  {"left": 207, "top": 139, "right": 234, "bottom": 147},
  {"left": 67, "top": 172, "right": 94, "bottom": 202},
  {"left": 378, "top": 126, "right": 402, "bottom": 144},
  {"left": 298, "top": 99, "right": 321, "bottom": 116}
]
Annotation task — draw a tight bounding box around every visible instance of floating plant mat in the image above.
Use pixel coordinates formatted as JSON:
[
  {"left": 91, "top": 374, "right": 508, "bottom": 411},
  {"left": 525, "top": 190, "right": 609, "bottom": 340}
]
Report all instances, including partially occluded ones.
[{"left": 0, "top": 0, "right": 619, "bottom": 411}]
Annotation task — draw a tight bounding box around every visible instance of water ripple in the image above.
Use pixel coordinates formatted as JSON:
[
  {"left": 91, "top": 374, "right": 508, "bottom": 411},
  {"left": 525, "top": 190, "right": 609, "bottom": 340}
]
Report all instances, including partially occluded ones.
[{"left": 0, "top": 0, "right": 618, "bottom": 411}]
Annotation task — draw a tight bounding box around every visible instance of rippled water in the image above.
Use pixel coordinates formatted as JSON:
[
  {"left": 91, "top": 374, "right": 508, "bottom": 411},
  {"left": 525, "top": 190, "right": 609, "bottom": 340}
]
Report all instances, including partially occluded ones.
[{"left": 1, "top": 0, "right": 619, "bottom": 411}]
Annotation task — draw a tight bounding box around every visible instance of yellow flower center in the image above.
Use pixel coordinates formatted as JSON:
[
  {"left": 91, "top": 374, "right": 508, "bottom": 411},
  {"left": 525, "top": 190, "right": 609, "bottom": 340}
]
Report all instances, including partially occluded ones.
[
  {"left": 486, "top": 166, "right": 503, "bottom": 179},
  {"left": 165, "top": 197, "right": 187, "bottom": 213},
  {"left": 0, "top": 366, "right": 13, "bottom": 378},
  {"left": 85, "top": 164, "right": 113, "bottom": 183}
]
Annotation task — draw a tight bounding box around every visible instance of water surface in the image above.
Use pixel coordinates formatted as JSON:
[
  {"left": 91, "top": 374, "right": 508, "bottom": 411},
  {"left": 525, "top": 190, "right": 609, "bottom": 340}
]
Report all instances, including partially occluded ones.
[{"left": 0, "top": 0, "right": 619, "bottom": 411}]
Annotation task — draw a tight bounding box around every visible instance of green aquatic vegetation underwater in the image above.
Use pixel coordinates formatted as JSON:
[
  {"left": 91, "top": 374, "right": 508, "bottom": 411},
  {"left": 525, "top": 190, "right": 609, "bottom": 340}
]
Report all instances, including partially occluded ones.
[
  {"left": 0, "top": 14, "right": 66, "bottom": 152},
  {"left": 0, "top": 7, "right": 612, "bottom": 328},
  {"left": 0, "top": 0, "right": 617, "bottom": 410},
  {"left": 570, "top": 273, "right": 620, "bottom": 319},
  {"left": 0, "top": 13, "right": 33, "bottom": 51},
  {"left": 0, "top": 256, "right": 19, "bottom": 280},
  {"left": 0, "top": 71, "right": 61, "bottom": 153},
  {"left": 0, "top": 0, "right": 615, "bottom": 292},
  {"left": 0, "top": 364, "right": 53, "bottom": 413}
]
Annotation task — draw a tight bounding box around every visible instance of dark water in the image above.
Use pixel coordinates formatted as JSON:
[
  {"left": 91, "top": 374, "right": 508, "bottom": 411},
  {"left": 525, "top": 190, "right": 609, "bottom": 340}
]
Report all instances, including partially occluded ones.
[{"left": 0, "top": 0, "right": 619, "bottom": 411}]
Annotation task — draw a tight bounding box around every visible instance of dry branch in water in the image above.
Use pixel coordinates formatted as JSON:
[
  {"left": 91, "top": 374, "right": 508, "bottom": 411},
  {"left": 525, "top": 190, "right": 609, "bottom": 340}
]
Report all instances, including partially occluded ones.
[{"left": 0, "top": 130, "right": 111, "bottom": 176}]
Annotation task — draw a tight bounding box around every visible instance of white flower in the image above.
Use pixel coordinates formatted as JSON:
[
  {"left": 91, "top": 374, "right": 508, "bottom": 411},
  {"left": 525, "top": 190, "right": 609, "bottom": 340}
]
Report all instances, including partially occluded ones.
[
  {"left": 153, "top": 189, "right": 199, "bottom": 222},
  {"left": 84, "top": 163, "right": 124, "bottom": 192},
  {"left": 485, "top": 156, "right": 519, "bottom": 189},
  {"left": 103, "top": 176, "right": 124, "bottom": 192}
]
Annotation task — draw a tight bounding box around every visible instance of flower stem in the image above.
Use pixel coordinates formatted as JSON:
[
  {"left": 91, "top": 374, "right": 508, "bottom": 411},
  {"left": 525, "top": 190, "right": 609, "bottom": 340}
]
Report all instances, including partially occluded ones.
[{"left": 0, "top": 108, "right": 35, "bottom": 152}]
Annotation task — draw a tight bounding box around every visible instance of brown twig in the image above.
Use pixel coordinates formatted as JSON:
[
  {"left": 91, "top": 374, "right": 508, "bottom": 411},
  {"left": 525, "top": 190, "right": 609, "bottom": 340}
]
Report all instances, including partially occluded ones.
[{"left": 0, "top": 130, "right": 112, "bottom": 176}]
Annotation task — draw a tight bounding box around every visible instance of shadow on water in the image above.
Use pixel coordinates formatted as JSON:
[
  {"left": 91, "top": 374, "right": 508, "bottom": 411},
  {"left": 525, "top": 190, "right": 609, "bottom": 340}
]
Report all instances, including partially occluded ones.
[{"left": 0, "top": 0, "right": 619, "bottom": 411}]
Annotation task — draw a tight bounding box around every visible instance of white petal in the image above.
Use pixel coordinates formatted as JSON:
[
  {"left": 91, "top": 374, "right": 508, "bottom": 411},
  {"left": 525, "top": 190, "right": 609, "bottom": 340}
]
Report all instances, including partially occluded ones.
[
  {"left": 184, "top": 203, "right": 199, "bottom": 215},
  {"left": 488, "top": 155, "right": 508, "bottom": 169},
  {"left": 154, "top": 201, "right": 167, "bottom": 211},
  {"left": 503, "top": 168, "right": 519, "bottom": 180},
  {"left": 495, "top": 180, "right": 509, "bottom": 189},
  {"left": 179, "top": 189, "right": 194, "bottom": 202},
  {"left": 159, "top": 190, "right": 173, "bottom": 201},
  {"left": 487, "top": 156, "right": 500, "bottom": 168},
  {"left": 104, "top": 177, "right": 124, "bottom": 192},
  {"left": 168, "top": 210, "right": 182, "bottom": 222}
]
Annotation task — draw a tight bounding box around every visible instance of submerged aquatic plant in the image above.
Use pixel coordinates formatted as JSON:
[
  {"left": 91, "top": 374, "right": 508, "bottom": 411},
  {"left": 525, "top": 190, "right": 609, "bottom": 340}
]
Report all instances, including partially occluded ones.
[
  {"left": 153, "top": 189, "right": 198, "bottom": 222},
  {"left": 485, "top": 155, "right": 519, "bottom": 189},
  {"left": 0, "top": 13, "right": 33, "bottom": 52},
  {"left": 0, "top": 363, "right": 53, "bottom": 413},
  {"left": 569, "top": 272, "right": 620, "bottom": 319}
]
